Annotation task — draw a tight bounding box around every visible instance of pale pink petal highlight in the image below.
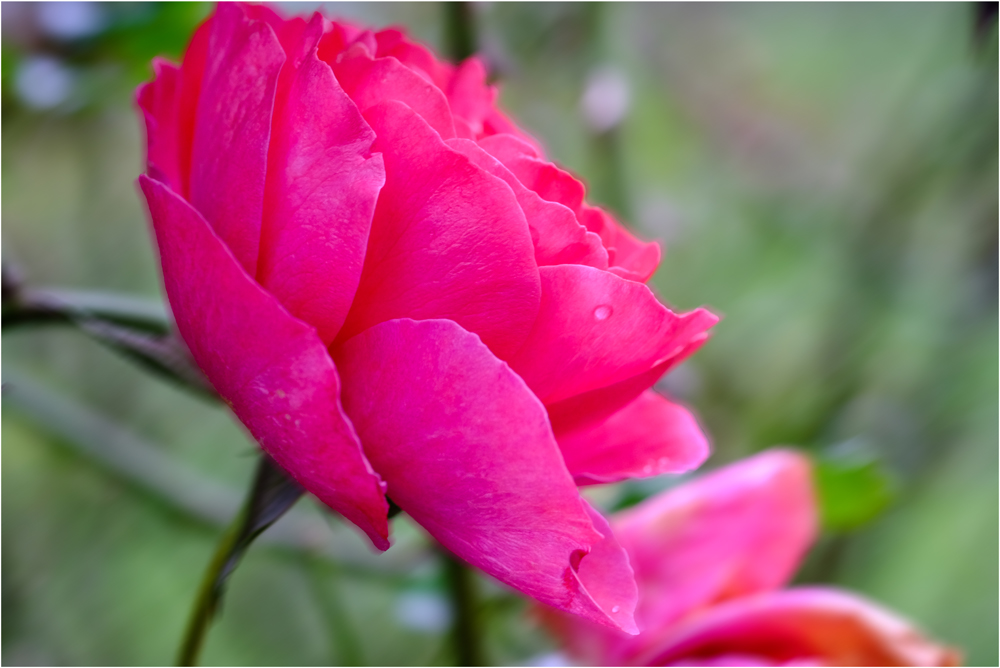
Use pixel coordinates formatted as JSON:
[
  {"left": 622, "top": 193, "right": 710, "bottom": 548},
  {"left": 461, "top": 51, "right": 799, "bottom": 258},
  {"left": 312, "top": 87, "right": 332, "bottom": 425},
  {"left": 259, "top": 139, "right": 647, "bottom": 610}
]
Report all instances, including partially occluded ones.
[
  {"left": 641, "top": 588, "right": 961, "bottom": 667},
  {"left": 614, "top": 450, "right": 818, "bottom": 641}
]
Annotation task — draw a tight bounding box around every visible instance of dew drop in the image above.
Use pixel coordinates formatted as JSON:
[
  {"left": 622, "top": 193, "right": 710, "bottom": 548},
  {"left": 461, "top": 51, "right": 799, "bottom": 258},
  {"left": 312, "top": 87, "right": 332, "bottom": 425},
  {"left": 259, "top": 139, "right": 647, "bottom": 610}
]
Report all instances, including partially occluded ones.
[
  {"left": 611, "top": 605, "right": 620, "bottom": 613},
  {"left": 593, "top": 305, "right": 613, "bottom": 321}
]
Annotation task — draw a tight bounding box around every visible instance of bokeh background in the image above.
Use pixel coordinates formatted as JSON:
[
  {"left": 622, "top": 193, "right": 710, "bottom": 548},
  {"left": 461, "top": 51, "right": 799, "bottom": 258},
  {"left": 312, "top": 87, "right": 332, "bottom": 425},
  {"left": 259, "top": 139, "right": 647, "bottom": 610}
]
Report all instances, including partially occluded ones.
[{"left": 2, "top": 2, "right": 997, "bottom": 665}]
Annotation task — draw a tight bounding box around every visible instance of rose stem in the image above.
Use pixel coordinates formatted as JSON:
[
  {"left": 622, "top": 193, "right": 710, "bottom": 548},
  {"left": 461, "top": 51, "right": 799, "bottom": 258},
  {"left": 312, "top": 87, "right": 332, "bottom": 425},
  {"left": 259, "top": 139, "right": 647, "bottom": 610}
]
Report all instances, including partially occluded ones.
[
  {"left": 176, "top": 455, "right": 303, "bottom": 665},
  {"left": 444, "top": 552, "right": 485, "bottom": 666}
]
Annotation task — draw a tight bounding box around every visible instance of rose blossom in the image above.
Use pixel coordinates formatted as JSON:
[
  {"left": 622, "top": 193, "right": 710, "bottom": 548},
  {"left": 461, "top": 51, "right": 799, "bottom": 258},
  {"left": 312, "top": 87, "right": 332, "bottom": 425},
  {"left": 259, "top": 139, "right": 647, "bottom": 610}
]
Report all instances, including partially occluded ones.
[
  {"left": 542, "top": 450, "right": 960, "bottom": 665},
  {"left": 137, "top": 3, "right": 717, "bottom": 631}
]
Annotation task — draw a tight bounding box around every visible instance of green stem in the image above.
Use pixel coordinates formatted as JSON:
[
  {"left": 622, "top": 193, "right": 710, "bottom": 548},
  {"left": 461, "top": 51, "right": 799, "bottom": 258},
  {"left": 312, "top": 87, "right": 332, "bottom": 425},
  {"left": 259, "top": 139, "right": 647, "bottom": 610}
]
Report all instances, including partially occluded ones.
[
  {"left": 444, "top": 553, "right": 484, "bottom": 666},
  {"left": 443, "top": 2, "right": 477, "bottom": 62},
  {"left": 176, "top": 456, "right": 304, "bottom": 666},
  {"left": 176, "top": 507, "right": 247, "bottom": 666}
]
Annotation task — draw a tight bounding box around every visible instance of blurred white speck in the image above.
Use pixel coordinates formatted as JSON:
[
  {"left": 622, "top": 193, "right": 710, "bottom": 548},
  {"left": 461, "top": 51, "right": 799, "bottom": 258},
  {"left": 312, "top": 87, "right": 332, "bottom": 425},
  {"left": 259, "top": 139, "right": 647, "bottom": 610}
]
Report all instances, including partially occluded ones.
[
  {"left": 15, "top": 56, "right": 75, "bottom": 110},
  {"left": 526, "top": 651, "right": 573, "bottom": 667},
  {"left": 37, "top": 2, "right": 106, "bottom": 40},
  {"left": 580, "top": 66, "right": 631, "bottom": 133},
  {"left": 394, "top": 591, "right": 452, "bottom": 633}
]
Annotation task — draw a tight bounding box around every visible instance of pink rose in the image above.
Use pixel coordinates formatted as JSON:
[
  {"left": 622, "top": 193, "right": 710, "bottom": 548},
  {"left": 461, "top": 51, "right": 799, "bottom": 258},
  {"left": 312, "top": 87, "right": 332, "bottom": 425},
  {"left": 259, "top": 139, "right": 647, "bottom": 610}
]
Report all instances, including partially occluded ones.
[
  {"left": 543, "top": 450, "right": 960, "bottom": 665},
  {"left": 136, "top": 3, "right": 716, "bottom": 632}
]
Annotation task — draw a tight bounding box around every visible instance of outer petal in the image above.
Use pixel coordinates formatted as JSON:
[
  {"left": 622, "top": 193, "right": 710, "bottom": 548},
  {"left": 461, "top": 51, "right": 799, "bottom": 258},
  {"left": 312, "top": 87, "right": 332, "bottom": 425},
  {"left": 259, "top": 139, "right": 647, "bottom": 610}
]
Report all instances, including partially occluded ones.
[
  {"left": 137, "top": 58, "right": 181, "bottom": 189},
  {"left": 641, "top": 588, "right": 961, "bottom": 667},
  {"left": 257, "top": 15, "right": 385, "bottom": 345},
  {"left": 557, "top": 390, "right": 710, "bottom": 486},
  {"left": 188, "top": 3, "right": 285, "bottom": 274},
  {"left": 447, "top": 138, "right": 609, "bottom": 269},
  {"left": 137, "top": 16, "right": 212, "bottom": 196},
  {"left": 337, "top": 101, "right": 541, "bottom": 361},
  {"left": 509, "top": 264, "right": 717, "bottom": 425},
  {"left": 615, "top": 450, "right": 818, "bottom": 645},
  {"left": 139, "top": 175, "right": 389, "bottom": 550},
  {"left": 335, "top": 318, "right": 637, "bottom": 633}
]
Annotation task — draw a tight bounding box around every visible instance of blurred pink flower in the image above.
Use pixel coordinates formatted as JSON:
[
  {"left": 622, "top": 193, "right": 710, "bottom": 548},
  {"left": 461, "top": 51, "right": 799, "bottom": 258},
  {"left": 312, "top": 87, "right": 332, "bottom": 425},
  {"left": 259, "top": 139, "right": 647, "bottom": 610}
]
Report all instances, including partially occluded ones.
[
  {"left": 543, "top": 450, "right": 960, "bottom": 665},
  {"left": 136, "top": 3, "right": 716, "bottom": 632}
]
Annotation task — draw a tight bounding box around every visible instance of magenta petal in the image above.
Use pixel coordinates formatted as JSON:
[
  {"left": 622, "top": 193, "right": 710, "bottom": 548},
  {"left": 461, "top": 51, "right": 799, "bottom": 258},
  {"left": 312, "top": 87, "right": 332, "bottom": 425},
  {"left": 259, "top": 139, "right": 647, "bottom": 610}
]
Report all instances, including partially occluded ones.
[
  {"left": 140, "top": 175, "right": 389, "bottom": 550},
  {"left": 614, "top": 450, "right": 818, "bottom": 639},
  {"left": 373, "top": 27, "right": 454, "bottom": 90},
  {"left": 446, "top": 57, "right": 496, "bottom": 135},
  {"left": 331, "top": 45, "right": 457, "bottom": 140},
  {"left": 188, "top": 3, "right": 285, "bottom": 274},
  {"left": 257, "top": 26, "right": 384, "bottom": 345},
  {"left": 575, "top": 502, "right": 640, "bottom": 634},
  {"left": 446, "top": 138, "right": 609, "bottom": 269},
  {"left": 558, "top": 390, "right": 710, "bottom": 486},
  {"left": 338, "top": 101, "right": 541, "bottom": 361},
  {"left": 336, "top": 318, "right": 637, "bottom": 633},
  {"left": 580, "top": 207, "right": 662, "bottom": 282},
  {"left": 641, "top": 588, "right": 961, "bottom": 667},
  {"left": 510, "top": 264, "right": 717, "bottom": 409},
  {"left": 137, "top": 58, "right": 181, "bottom": 190}
]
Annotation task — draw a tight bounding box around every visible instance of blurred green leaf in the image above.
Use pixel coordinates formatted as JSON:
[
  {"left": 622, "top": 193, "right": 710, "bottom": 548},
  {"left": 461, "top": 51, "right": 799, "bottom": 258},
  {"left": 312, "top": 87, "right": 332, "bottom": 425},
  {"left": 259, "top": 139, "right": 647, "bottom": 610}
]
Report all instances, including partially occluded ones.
[{"left": 815, "top": 453, "right": 896, "bottom": 531}]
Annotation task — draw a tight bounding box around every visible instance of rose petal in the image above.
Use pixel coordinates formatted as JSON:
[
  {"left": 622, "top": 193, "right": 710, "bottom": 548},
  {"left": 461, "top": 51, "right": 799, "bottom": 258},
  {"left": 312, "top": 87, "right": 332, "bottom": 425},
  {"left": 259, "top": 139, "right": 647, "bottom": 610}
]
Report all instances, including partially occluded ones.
[
  {"left": 493, "top": 153, "right": 587, "bottom": 215},
  {"left": 447, "top": 137, "right": 609, "bottom": 268},
  {"left": 335, "top": 318, "right": 637, "bottom": 633},
  {"left": 580, "top": 206, "right": 661, "bottom": 282},
  {"left": 509, "top": 264, "right": 717, "bottom": 415},
  {"left": 447, "top": 57, "right": 496, "bottom": 136},
  {"left": 373, "top": 27, "right": 454, "bottom": 89},
  {"left": 330, "top": 43, "right": 457, "bottom": 140},
  {"left": 577, "top": 502, "right": 640, "bottom": 634},
  {"left": 337, "top": 100, "right": 541, "bottom": 361},
  {"left": 174, "top": 16, "right": 212, "bottom": 199},
  {"left": 137, "top": 58, "right": 181, "bottom": 189},
  {"left": 137, "top": 16, "right": 212, "bottom": 196},
  {"left": 188, "top": 3, "right": 285, "bottom": 274},
  {"left": 478, "top": 132, "right": 543, "bottom": 161},
  {"left": 140, "top": 175, "right": 389, "bottom": 550},
  {"left": 257, "top": 16, "right": 385, "bottom": 345},
  {"left": 558, "top": 390, "right": 710, "bottom": 486},
  {"left": 641, "top": 588, "right": 961, "bottom": 667},
  {"left": 614, "top": 450, "right": 818, "bottom": 639}
]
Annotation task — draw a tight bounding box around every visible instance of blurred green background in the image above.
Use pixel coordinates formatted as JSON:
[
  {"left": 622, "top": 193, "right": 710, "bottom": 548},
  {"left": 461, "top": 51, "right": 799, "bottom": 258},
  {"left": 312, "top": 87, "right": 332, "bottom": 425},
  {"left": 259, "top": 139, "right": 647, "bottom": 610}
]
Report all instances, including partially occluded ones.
[{"left": 2, "top": 2, "right": 996, "bottom": 665}]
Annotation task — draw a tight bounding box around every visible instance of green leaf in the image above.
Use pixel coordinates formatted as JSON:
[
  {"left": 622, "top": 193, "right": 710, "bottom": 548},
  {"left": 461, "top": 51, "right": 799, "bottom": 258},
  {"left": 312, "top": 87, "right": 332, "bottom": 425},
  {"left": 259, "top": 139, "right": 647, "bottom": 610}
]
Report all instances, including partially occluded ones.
[{"left": 815, "top": 452, "right": 896, "bottom": 532}]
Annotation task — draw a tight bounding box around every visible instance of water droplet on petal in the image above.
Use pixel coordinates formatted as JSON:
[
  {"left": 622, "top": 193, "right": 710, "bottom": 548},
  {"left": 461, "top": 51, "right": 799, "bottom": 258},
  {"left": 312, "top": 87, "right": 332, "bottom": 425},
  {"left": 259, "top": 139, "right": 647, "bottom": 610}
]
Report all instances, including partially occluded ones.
[
  {"left": 612, "top": 605, "right": 621, "bottom": 613},
  {"left": 593, "top": 305, "right": 612, "bottom": 321}
]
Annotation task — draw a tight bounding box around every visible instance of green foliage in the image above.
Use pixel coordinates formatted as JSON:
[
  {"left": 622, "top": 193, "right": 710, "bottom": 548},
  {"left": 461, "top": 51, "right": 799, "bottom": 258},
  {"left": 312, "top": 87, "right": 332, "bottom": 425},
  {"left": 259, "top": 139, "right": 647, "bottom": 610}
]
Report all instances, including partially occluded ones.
[{"left": 814, "top": 452, "right": 895, "bottom": 532}]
